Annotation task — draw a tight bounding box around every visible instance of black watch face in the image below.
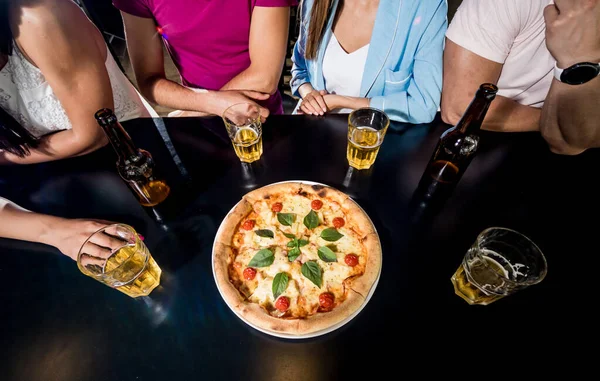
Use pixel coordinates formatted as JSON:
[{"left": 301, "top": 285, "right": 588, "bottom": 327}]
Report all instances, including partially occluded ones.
[{"left": 561, "top": 63, "right": 600, "bottom": 85}]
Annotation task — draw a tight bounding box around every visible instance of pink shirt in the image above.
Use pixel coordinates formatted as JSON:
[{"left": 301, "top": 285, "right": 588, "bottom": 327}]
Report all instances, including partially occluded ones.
[{"left": 113, "top": 0, "right": 298, "bottom": 114}]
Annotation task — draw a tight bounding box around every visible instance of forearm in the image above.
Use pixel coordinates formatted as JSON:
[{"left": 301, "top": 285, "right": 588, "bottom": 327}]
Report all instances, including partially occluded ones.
[
  {"left": 337, "top": 96, "right": 370, "bottom": 110},
  {"left": 139, "top": 76, "right": 221, "bottom": 114},
  {"left": 541, "top": 77, "right": 600, "bottom": 153},
  {"left": 445, "top": 95, "right": 541, "bottom": 132},
  {"left": 0, "top": 198, "right": 56, "bottom": 246},
  {"left": 0, "top": 129, "right": 108, "bottom": 165},
  {"left": 481, "top": 96, "right": 541, "bottom": 132},
  {"left": 221, "top": 66, "right": 279, "bottom": 95}
]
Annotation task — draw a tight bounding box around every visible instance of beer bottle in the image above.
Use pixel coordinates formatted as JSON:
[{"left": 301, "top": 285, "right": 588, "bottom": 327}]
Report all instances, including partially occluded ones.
[
  {"left": 416, "top": 83, "right": 498, "bottom": 200},
  {"left": 95, "top": 108, "right": 170, "bottom": 207}
]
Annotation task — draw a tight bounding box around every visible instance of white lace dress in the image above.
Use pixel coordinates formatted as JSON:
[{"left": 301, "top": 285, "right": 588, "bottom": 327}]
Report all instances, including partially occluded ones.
[{"left": 0, "top": 42, "right": 157, "bottom": 138}]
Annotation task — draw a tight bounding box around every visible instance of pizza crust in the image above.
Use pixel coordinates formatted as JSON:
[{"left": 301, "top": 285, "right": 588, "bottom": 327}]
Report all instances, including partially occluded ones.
[
  {"left": 244, "top": 182, "right": 303, "bottom": 204},
  {"left": 296, "top": 289, "right": 365, "bottom": 334},
  {"left": 236, "top": 303, "right": 300, "bottom": 332},
  {"left": 297, "top": 183, "right": 348, "bottom": 205},
  {"left": 349, "top": 233, "right": 382, "bottom": 297},
  {"left": 215, "top": 199, "right": 253, "bottom": 246},
  {"left": 213, "top": 242, "right": 245, "bottom": 308},
  {"left": 342, "top": 198, "right": 377, "bottom": 237}
]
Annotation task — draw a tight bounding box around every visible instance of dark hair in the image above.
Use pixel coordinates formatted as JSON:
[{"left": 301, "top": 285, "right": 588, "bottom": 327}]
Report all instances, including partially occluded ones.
[{"left": 0, "top": 0, "right": 38, "bottom": 157}]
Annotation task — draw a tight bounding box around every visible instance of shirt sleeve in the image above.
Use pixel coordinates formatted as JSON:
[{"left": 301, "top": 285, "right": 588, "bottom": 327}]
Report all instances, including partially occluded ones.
[
  {"left": 446, "top": 0, "right": 523, "bottom": 64},
  {"left": 113, "top": 0, "right": 154, "bottom": 19},
  {"left": 254, "top": 0, "right": 298, "bottom": 6}
]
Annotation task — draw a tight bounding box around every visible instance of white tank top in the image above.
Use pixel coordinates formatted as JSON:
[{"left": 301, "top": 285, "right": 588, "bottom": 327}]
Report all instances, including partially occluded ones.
[
  {"left": 322, "top": 34, "right": 370, "bottom": 113},
  {"left": 0, "top": 42, "right": 156, "bottom": 138}
]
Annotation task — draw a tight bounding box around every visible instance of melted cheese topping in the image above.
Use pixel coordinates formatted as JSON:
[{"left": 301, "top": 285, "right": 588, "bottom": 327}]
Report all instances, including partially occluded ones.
[{"left": 229, "top": 190, "right": 369, "bottom": 318}]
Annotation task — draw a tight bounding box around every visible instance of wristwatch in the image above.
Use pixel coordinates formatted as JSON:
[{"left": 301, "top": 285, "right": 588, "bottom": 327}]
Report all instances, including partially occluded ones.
[{"left": 554, "top": 62, "right": 600, "bottom": 85}]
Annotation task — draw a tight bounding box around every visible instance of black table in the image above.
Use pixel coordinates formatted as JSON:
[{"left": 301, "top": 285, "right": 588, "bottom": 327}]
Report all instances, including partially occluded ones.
[{"left": 1, "top": 114, "right": 597, "bottom": 379}]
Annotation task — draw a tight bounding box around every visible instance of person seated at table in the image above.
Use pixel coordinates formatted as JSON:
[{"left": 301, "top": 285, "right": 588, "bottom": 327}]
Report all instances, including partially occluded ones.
[
  {"left": 0, "top": 0, "right": 158, "bottom": 165},
  {"left": 0, "top": 197, "right": 117, "bottom": 261},
  {"left": 442, "top": 0, "right": 600, "bottom": 155},
  {"left": 113, "top": 0, "right": 297, "bottom": 117},
  {"left": 289, "top": 0, "right": 447, "bottom": 123}
]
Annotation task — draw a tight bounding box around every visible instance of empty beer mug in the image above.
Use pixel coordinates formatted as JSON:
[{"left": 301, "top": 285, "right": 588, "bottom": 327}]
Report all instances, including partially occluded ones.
[{"left": 451, "top": 227, "right": 547, "bottom": 305}]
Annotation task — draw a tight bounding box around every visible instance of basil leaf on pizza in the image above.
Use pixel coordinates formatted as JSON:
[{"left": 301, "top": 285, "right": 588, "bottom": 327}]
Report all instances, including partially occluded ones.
[
  {"left": 303, "top": 210, "right": 319, "bottom": 230},
  {"left": 318, "top": 246, "right": 337, "bottom": 262},
  {"left": 288, "top": 247, "right": 301, "bottom": 262},
  {"left": 287, "top": 240, "right": 297, "bottom": 248},
  {"left": 297, "top": 239, "right": 309, "bottom": 247},
  {"left": 277, "top": 213, "right": 296, "bottom": 226},
  {"left": 301, "top": 261, "right": 322, "bottom": 288},
  {"left": 255, "top": 229, "right": 274, "bottom": 238},
  {"left": 272, "top": 272, "right": 289, "bottom": 299},
  {"left": 282, "top": 232, "right": 296, "bottom": 239},
  {"left": 248, "top": 249, "right": 274, "bottom": 267},
  {"left": 321, "top": 228, "right": 344, "bottom": 242}
]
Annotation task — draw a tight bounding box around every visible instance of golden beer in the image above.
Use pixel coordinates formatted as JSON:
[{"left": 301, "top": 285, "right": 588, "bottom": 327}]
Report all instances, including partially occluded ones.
[
  {"left": 232, "top": 126, "right": 263, "bottom": 163},
  {"left": 222, "top": 103, "right": 264, "bottom": 163},
  {"left": 451, "top": 253, "right": 508, "bottom": 305},
  {"left": 131, "top": 179, "right": 171, "bottom": 207},
  {"left": 78, "top": 224, "right": 162, "bottom": 298},
  {"left": 104, "top": 244, "right": 162, "bottom": 298},
  {"left": 347, "top": 126, "right": 382, "bottom": 170},
  {"left": 347, "top": 108, "right": 389, "bottom": 170}
]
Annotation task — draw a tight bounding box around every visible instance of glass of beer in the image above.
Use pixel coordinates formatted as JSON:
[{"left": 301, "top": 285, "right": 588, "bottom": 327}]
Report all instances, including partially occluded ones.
[
  {"left": 77, "top": 224, "right": 162, "bottom": 298},
  {"left": 222, "top": 103, "right": 263, "bottom": 163},
  {"left": 347, "top": 108, "right": 390, "bottom": 170},
  {"left": 451, "top": 227, "right": 547, "bottom": 305}
]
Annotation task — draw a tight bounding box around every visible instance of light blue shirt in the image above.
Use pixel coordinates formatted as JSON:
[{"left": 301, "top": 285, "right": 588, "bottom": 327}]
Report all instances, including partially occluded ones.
[{"left": 291, "top": 0, "right": 447, "bottom": 124}]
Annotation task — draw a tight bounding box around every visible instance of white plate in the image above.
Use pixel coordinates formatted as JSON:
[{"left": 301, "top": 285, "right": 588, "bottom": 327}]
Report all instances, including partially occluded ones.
[{"left": 211, "top": 180, "right": 382, "bottom": 339}]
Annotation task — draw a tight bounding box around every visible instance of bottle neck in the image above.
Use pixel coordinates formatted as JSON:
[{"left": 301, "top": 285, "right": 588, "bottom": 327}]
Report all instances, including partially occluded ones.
[
  {"left": 100, "top": 122, "right": 139, "bottom": 162},
  {"left": 455, "top": 96, "right": 494, "bottom": 136}
]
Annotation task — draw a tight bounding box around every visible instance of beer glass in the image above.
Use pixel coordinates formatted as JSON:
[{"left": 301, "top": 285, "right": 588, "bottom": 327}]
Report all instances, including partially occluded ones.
[
  {"left": 347, "top": 108, "right": 390, "bottom": 170},
  {"left": 77, "top": 224, "right": 162, "bottom": 298},
  {"left": 451, "top": 227, "right": 547, "bottom": 305},
  {"left": 222, "top": 103, "right": 263, "bottom": 163}
]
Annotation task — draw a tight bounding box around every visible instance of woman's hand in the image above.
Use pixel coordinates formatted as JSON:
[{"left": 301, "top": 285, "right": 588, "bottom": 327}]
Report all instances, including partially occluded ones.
[
  {"left": 301, "top": 90, "right": 329, "bottom": 116},
  {"left": 42, "top": 219, "right": 122, "bottom": 261},
  {"left": 208, "top": 90, "right": 270, "bottom": 122}
]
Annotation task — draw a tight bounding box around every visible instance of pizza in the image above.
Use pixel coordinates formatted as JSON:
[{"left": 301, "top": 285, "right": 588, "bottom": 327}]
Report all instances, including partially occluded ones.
[{"left": 213, "top": 181, "right": 381, "bottom": 335}]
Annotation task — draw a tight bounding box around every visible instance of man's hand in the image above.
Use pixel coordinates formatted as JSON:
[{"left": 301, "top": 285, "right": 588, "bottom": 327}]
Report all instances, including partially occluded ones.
[{"left": 544, "top": 0, "right": 600, "bottom": 68}]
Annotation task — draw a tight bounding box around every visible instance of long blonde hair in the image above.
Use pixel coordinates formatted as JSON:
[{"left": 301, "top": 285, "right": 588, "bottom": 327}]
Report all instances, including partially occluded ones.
[{"left": 305, "top": 0, "right": 333, "bottom": 60}]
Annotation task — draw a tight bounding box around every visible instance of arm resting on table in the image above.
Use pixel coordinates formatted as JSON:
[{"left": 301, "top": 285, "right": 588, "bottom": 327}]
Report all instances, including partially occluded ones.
[
  {"left": 1, "top": 1, "right": 113, "bottom": 164},
  {"left": 441, "top": 39, "right": 541, "bottom": 132},
  {"left": 221, "top": 7, "right": 290, "bottom": 95}
]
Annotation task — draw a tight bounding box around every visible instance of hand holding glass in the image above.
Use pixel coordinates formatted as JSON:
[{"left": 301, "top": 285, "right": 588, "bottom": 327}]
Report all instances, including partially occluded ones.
[
  {"left": 77, "top": 224, "right": 161, "bottom": 298},
  {"left": 222, "top": 103, "right": 263, "bottom": 163},
  {"left": 451, "top": 227, "right": 547, "bottom": 305},
  {"left": 347, "top": 108, "right": 390, "bottom": 170}
]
